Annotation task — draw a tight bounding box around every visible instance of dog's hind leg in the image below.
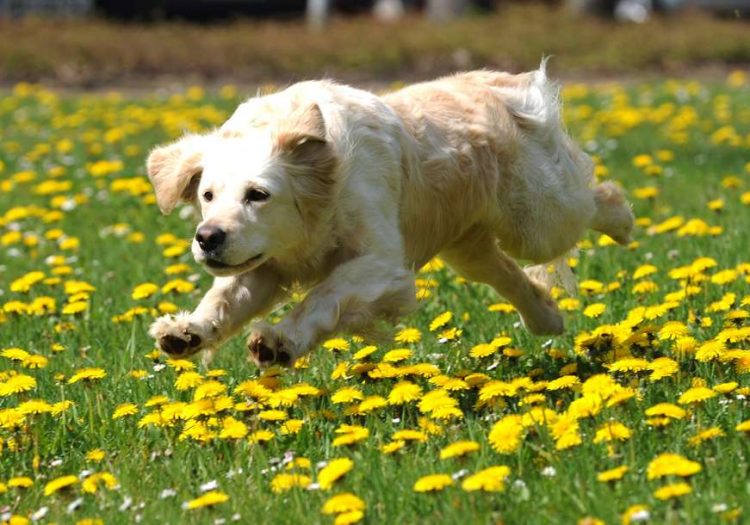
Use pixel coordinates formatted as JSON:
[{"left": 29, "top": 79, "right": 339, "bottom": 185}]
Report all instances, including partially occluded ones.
[
  {"left": 590, "top": 181, "right": 634, "bottom": 245},
  {"left": 441, "top": 227, "right": 563, "bottom": 336}
]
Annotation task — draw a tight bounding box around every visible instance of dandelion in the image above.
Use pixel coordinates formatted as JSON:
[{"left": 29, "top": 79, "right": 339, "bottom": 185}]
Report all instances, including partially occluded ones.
[
  {"left": 387, "top": 381, "right": 422, "bottom": 405},
  {"left": 439, "top": 440, "right": 479, "bottom": 459},
  {"left": 331, "top": 387, "right": 364, "bottom": 404},
  {"left": 654, "top": 482, "right": 692, "bottom": 501},
  {"left": 44, "top": 475, "right": 79, "bottom": 496},
  {"left": 270, "top": 473, "right": 311, "bottom": 493},
  {"left": 429, "top": 311, "right": 453, "bottom": 331},
  {"left": 688, "top": 427, "right": 725, "bottom": 446},
  {"left": 597, "top": 465, "right": 628, "bottom": 482},
  {"left": 394, "top": 327, "right": 421, "bottom": 344},
  {"left": 68, "top": 368, "right": 106, "bottom": 384},
  {"left": 184, "top": 490, "right": 229, "bottom": 509},
  {"left": 647, "top": 453, "right": 701, "bottom": 480},
  {"left": 413, "top": 474, "right": 453, "bottom": 493},
  {"left": 323, "top": 338, "right": 350, "bottom": 352},
  {"left": 583, "top": 303, "right": 607, "bottom": 318},
  {"left": 392, "top": 429, "right": 427, "bottom": 442},
  {"left": 318, "top": 458, "right": 354, "bottom": 490},
  {"left": 488, "top": 415, "right": 524, "bottom": 454},
  {"left": 131, "top": 283, "right": 159, "bottom": 300},
  {"left": 461, "top": 465, "right": 510, "bottom": 492},
  {"left": 678, "top": 386, "right": 717, "bottom": 405},
  {"left": 321, "top": 492, "right": 366, "bottom": 515},
  {"left": 0, "top": 374, "right": 37, "bottom": 396},
  {"left": 593, "top": 422, "right": 632, "bottom": 443},
  {"left": 8, "top": 477, "right": 33, "bottom": 489}
]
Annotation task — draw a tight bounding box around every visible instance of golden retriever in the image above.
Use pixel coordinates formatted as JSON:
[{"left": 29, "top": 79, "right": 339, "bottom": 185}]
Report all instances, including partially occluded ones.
[{"left": 146, "top": 63, "right": 634, "bottom": 367}]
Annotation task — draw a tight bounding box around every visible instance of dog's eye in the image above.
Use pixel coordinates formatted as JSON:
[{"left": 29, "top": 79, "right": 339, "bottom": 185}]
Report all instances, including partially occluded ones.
[
  {"left": 245, "top": 188, "right": 270, "bottom": 203},
  {"left": 203, "top": 191, "right": 213, "bottom": 202}
]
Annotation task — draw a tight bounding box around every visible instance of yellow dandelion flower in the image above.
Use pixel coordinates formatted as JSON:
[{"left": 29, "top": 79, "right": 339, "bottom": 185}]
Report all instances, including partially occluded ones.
[
  {"left": 68, "top": 367, "right": 106, "bottom": 384},
  {"left": 332, "top": 425, "right": 369, "bottom": 447},
  {"left": 131, "top": 283, "right": 159, "bottom": 300},
  {"left": 469, "top": 343, "right": 497, "bottom": 359},
  {"left": 678, "top": 386, "right": 717, "bottom": 405},
  {"left": 644, "top": 403, "right": 685, "bottom": 420},
  {"left": 593, "top": 422, "right": 631, "bottom": 443},
  {"left": 461, "top": 466, "right": 510, "bottom": 492},
  {"left": 654, "top": 482, "right": 692, "bottom": 501},
  {"left": 392, "top": 429, "right": 427, "bottom": 442},
  {"left": 323, "top": 338, "right": 350, "bottom": 352},
  {"left": 647, "top": 453, "right": 701, "bottom": 480},
  {"left": 161, "top": 279, "right": 195, "bottom": 294},
  {"left": 546, "top": 375, "right": 580, "bottom": 391},
  {"left": 249, "top": 430, "right": 275, "bottom": 443},
  {"left": 219, "top": 417, "right": 248, "bottom": 439},
  {"left": 688, "top": 427, "right": 725, "bottom": 446},
  {"left": 429, "top": 311, "right": 453, "bottom": 331},
  {"left": 357, "top": 396, "right": 388, "bottom": 414},
  {"left": 382, "top": 348, "right": 412, "bottom": 363},
  {"left": 413, "top": 474, "right": 453, "bottom": 493},
  {"left": 321, "top": 492, "right": 366, "bottom": 515},
  {"left": 280, "top": 419, "right": 304, "bottom": 435},
  {"left": 81, "top": 472, "right": 118, "bottom": 493},
  {"left": 8, "top": 477, "right": 33, "bottom": 489},
  {"left": 175, "top": 371, "right": 204, "bottom": 391},
  {"left": 387, "top": 381, "right": 422, "bottom": 405},
  {"left": 439, "top": 440, "right": 479, "bottom": 459},
  {"left": 184, "top": 490, "right": 229, "bottom": 509},
  {"left": 44, "top": 474, "right": 78, "bottom": 496},
  {"left": 318, "top": 458, "right": 354, "bottom": 490},
  {"left": 488, "top": 415, "right": 524, "bottom": 454},
  {"left": 394, "top": 327, "right": 421, "bottom": 344},
  {"left": 270, "top": 473, "right": 311, "bottom": 493},
  {"left": 583, "top": 303, "right": 607, "bottom": 318},
  {"left": 597, "top": 465, "right": 629, "bottom": 482},
  {"left": 1, "top": 348, "right": 30, "bottom": 361},
  {"left": 0, "top": 374, "right": 37, "bottom": 396},
  {"left": 86, "top": 449, "right": 105, "bottom": 462},
  {"left": 331, "top": 387, "right": 364, "bottom": 404},
  {"left": 380, "top": 441, "right": 406, "bottom": 454}
]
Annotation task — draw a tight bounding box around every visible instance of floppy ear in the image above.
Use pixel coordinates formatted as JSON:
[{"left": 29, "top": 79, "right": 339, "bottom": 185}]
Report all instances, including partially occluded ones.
[
  {"left": 273, "top": 104, "right": 339, "bottom": 223},
  {"left": 146, "top": 135, "right": 207, "bottom": 215}
]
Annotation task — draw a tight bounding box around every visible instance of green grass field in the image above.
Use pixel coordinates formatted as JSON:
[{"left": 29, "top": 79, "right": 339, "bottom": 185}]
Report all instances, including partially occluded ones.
[{"left": 1, "top": 72, "right": 750, "bottom": 525}]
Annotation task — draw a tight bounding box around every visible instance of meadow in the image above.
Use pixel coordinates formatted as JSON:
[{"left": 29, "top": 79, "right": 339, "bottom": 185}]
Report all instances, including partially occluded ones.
[{"left": 1, "top": 72, "right": 749, "bottom": 525}]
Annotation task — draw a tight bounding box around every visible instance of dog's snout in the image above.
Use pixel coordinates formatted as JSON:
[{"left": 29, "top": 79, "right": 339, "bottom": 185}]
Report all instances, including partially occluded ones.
[{"left": 195, "top": 225, "right": 226, "bottom": 252}]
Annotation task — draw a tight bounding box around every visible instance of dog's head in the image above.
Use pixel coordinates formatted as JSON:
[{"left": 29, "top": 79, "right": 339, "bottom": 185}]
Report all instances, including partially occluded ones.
[{"left": 146, "top": 102, "right": 338, "bottom": 277}]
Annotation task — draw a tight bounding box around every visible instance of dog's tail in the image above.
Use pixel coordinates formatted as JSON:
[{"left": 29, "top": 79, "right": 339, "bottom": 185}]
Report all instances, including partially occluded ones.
[{"left": 495, "top": 59, "right": 595, "bottom": 187}]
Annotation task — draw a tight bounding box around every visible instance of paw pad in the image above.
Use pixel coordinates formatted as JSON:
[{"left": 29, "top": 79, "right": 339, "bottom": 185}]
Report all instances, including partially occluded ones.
[
  {"left": 160, "top": 333, "right": 202, "bottom": 356},
  {"left": 248, "top": 336, "right": 293, "bottom": 367}
]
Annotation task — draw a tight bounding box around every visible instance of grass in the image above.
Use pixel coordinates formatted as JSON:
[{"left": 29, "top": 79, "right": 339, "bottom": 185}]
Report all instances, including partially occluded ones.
[
  {"left": 1, "top": 72, "right": 750, "bottom": 524},
  {"left": 1, "top": 5, "right": 750, "bottom": 86}
]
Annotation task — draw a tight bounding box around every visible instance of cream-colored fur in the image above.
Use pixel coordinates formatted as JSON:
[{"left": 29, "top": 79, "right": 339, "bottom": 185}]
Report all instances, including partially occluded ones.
[{"left": 146, "top": 63, "right": 634, "bottom": 367}]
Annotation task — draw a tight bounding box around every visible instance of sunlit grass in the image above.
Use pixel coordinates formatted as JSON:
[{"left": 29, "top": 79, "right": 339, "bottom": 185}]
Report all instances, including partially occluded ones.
[{"left": 1, "top": 71, "right": 749, "bottom": 524}]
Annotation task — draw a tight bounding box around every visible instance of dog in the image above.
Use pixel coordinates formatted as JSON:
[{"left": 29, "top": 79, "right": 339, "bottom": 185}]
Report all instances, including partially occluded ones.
[{"left": 146, "top": 62, "right": 634, "bottom": 367}]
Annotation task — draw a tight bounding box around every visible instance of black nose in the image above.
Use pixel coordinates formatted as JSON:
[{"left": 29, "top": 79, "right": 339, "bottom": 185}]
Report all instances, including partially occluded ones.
[{"left": 195, "top": 225, "right": 226, "bottom": 252}]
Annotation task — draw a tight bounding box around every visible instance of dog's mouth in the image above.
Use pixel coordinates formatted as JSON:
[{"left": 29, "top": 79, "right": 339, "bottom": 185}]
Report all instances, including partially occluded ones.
[{"left": 204, "top": 253, "right": 265, "bottom": 275}]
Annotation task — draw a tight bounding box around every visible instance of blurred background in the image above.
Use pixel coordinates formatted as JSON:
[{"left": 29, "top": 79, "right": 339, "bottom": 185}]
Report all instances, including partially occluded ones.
[{"left": 0, "top": 0, "right": 748, "bottom": 88}]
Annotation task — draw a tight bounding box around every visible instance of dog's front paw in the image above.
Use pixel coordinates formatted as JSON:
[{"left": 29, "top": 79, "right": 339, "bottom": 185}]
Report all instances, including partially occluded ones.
[
  {"left": 149, "top": 313, "right": 211, "bottom": 357},
  {"left": 247, "top": 323, "right": 299, "bottom": 368},
  {"left": 520, "top": 281, "right": 564, "bottom": 336}
]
